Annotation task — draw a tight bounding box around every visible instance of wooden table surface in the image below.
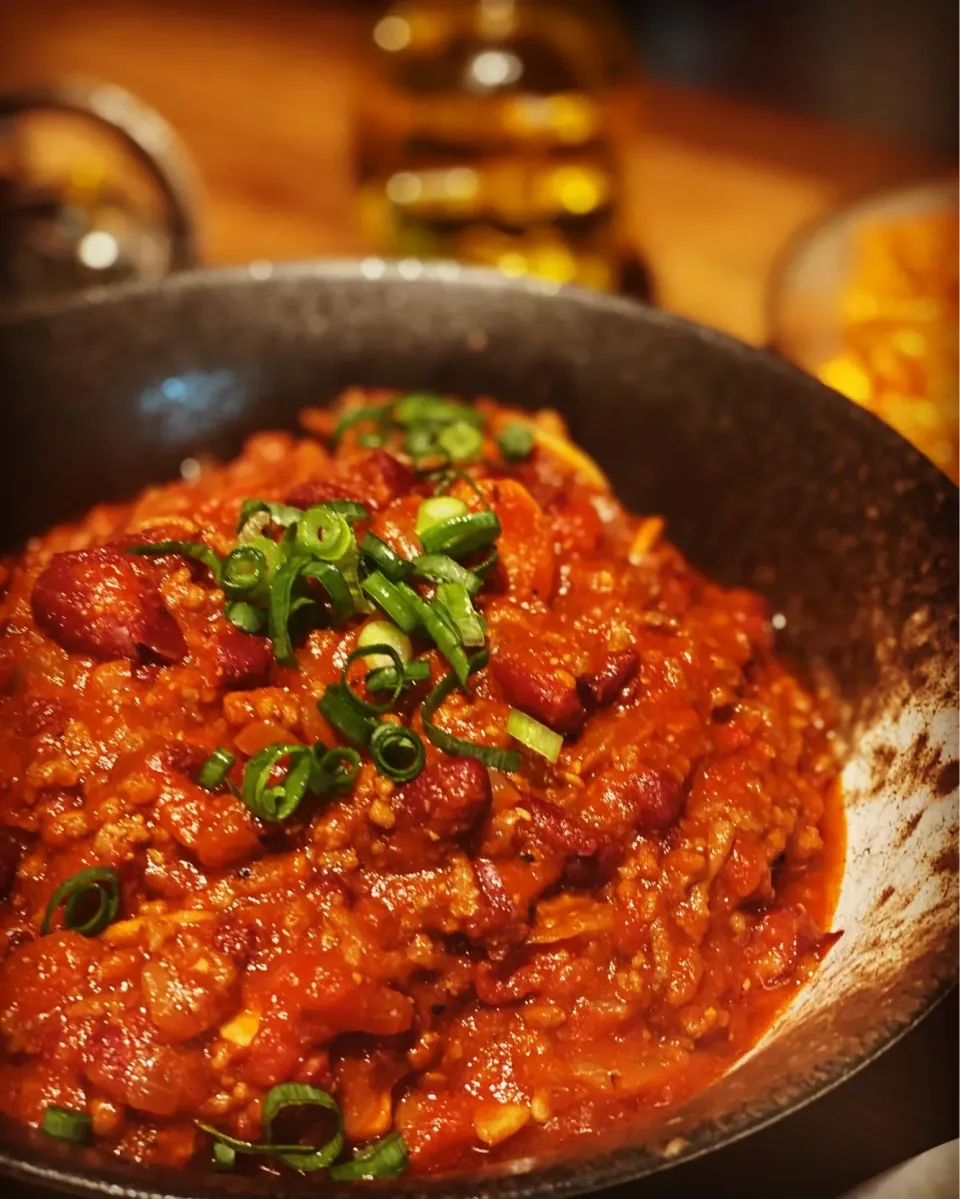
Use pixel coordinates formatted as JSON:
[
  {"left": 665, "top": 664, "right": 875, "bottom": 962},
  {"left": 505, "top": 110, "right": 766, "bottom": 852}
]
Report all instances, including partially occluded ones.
[
  {"left": 1, "top": 4, "right": 956, "bottom": 1198},
  {"left": 1, "top": 0, "right": 947, "bottom": 345}
]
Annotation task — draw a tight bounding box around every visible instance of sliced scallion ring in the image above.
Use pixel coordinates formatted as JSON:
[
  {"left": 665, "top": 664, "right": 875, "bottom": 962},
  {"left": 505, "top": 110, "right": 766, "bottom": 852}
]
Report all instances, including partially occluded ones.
[
  {"left": 420, "top": 601, "right": 470, "bottom": 687},
  {"left": 41, "top": 866, "right": 121, "bottom": 937},
  {"left": 393, "top": 394, "right": 483, "bottom": 429},
  {"left": 261, "top": 1082, "right": 344, "bottom": 1172},
  {"left": 437, "top": 420, "right": 483, "bottom": 464},
  {"left": 236, "top": 498, "right": 302, "bottom": 536},
  {"left": 241, "top": 743, "right": 313, "bottom": 822},
  {"left": 340, "top": 643, "right": 406, "bottom": 714},
  {"left": 359, "top": 572, "right": 422, "bottom": 634},
  {"left": 366, "top": 660, "right": 432, "bottom": 692},
  {"left": 360, "top": 533, "right": 413, "bottom": 583},
  {"left": 330, "top": 1131, "right": 410, "bottom": 1181},
  {"left": 421, "top": 650, "right": 521, "bottom": 771},
  {"left": 226, "top": 600, "right": 267, "bottom": 634},
  {"left": 498, "top": 422, "right": 535, "bottom": 461},
  {"left": 41, "top": 1106, "right": 92, "bottom": 1144},
  {"left": 312, "top": 745, "right": 361, "bottom": 794},
  {"left": 128, "top": 540, "right": 221, "bottom": 582},
  {"left": 419, "top": 511, "right": 501, "bottom": 558},
  {"left": 197, "top": 747, "right": 236, "bottom": 791},
  {"left": 357, "top": 620, "right": 412, "bottom": 671},
  {"left": 296, "top": 506, "right": 353, "bottom": 561},
  {"left": 412, "top": 553, "right": 483, "bottom": 597},
  {"left": 323, "top": 500, "right": 371, "bottom": 524},
  {"left": 221, "top": 546, "right": 268, "bottom": 599},
  {"left": 507, "top": 708, "right": 563, "bottom": 764},
  {"left": 302, "top": 560, "right": 354, "bottom": 624},
  {"left": 332, "top": 405, "right": 391, "bottom": 446},
  {"left": 436, "top": 582, "right": 485, "bottom": 647},
  {"left": 416, "top": 495, "right": 468, "bottom": 536},
  {"left": 318, "top": 684, "right": 379, "bottom": 748},
  {"left": 370, "top": 723, "right": 425, "bottom": 783}
]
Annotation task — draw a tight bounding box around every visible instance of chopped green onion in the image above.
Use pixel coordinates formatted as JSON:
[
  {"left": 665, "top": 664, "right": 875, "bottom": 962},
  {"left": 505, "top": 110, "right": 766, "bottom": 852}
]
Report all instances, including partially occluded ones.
[
  {"left": 366, "top": 660, "right": 432, "bottom": 692},
  {"left": 436, "top": 582, "right": 485, "bottom": 647},
  {"left": 404, "top": 423, "right": 442, "bottom": 463},
  {"left": 420, "top": 601, "right": 470, "bottom": 687},
  {"left": 498, "top": 422, "right": 535, "bottom": 461},
  {"left": 195, "top": 1124, "right": 309, "bottom": 1158},
  {"left": 412, "top": 553, "right": 483, "bottom": 597},
  {"left": 318, "top": 684, "right": 379, "bottom": 747},
  {"left": 437, "top": 421, "right": 483, "bottom": 464},
  {"left": 261, "top": 1082, "right": 344, "bottom": 1172},
  {"left": 332, "top": 406, "right": 390, "bottom": 446},
  {"left": 302, "top": 560, "right": 354, "bottom": 624},
  {"left": 369, "top": 723, "right": 426, "bottom": 783},
  {"left": 507, "top": 708, "right": 563, "bottom": 764},
  {"left": 416, "top": 495, "right": 468, "bottom": 536},
  {"left": 421, "top": 651, "right": 521, "bottom": 771},
  {"left": 241, "top": 743, "right": 313, "bottom": 822},
  {"left": 296, "top": 506, "right": 352, "bottom": 561},
  {"left": 340, "top": 644, "right": 405, "bottom": 715},
  {"left": 267, "top": 557, "right": 306, "bottom": 667},
  {"left": 240, "top": 534, "right": 285, "bottom": 581},
  {"left": 360, "top": 533, "right": 413, "bottom": 582},
  {"left": 472, "top": 547, "right": 500, "bottom": 576},
  {"left": 357, "top": 620, "right": 412, "bottom": 671},
  {"left": 226, "top": 600, "right": 267, "bottom": 634},
  {"left": 128, "top": 540, "right": 221, "bottom": 582},
  {"left": 41, "top": 1106, "right": 92, "bottom": 1144},
  {"left": 356, "top": 430, "right": 385, "bottom": 448},
  {"left": 419, "top": 511, "right": 501, "bottom": 558},
  {"left": 360, "top": 572, "right": 422, "bottom": 634},
  {"left": 221, "top": 546, "right": 267, "bottom": 599},
  {"left": 41, "top": 866, "right": 121, "bottom": 937},
  {"left": 393, "top": 394, "right": 483, "bottom": 429},
  {"left": 312, "top": 746, "right": 361, "bottom": 794},
  {"left": 330, "top": 1132, "right": 409, "bottom": 1181},
  {"left": 433, "top": 468, "right": 493, "bottom": 510},
  {"left": 212, "top": 1140, "right": 236, "bottom": 1171},
  {"left": 197, "top": 747, "right": 236, "bottom": 791},
  {"left": 324, "top": 500, "right": 370, "bottom": 524},
  {"left": 236, "top": 498, "right": 302, "bottom": 536}
]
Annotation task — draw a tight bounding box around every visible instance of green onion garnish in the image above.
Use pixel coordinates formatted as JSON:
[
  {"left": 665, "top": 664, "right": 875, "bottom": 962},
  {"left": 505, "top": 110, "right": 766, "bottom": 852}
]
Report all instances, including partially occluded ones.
[
  {"left": 197, "top": 747, "right": 236, "bottom": 791},
  {"left": 370, "top": 723, "right": 425, "bottom": 783},
  {"left": 332, "top": 406, "right": 390, "bottom": 446},
  {"left": 226, "top": 600, "right": 266, "bottom": 634},
  {"left": 416, "top": 495, "right": 468, "bottom": 535},
  {"left": 404, "top": 423, "right": 441, "bottom": 463},
  {"left": 301, "top": 560, "right": 354, "bottom": 624},
  {"left": 420, "top": 601, "right": 470, "bottom": 687},
  {"left": 356, "top": 431, "right": 385, "bottom": 448},
  {"left": 437, "top": 420, "right": 483, "bottom": 464},
  {"left": 241, "top": 743, "right": 313, "bottom": 822},
  {"left": 421, "top": 650, "right": 521, "bottom": 771},
  {"left": 357, "top": 620, "right": 412, "bottom": 671},
  {"left": 366, "top": 660, "right": 432, "bottom": 692},
  {"left": 507, "top": 708, "right": 563, "bottom": 764},
  {"left": 212, "top": 1140, "right": 237, "bottom": 1171},
  {"left": 263, "top": 1083, "right": 344, "bottom": 1172},
  {"left": 360, "top": 533, "right": 413, "bottom": 582},
  {"left": 267, "top": 557, "right": 307, "bottom": 667},
  {"left": 393, "top": 394, "right": 484, "bottom": 429},
  {"left": 412, "top": 553, "right": 483, "bottom": 597},
  {"left": 41, "top": 866, "right": 121, "bottom": 937},
  {"left": 436, "top": 582, "right": 485, "bottom": 647},
  {"left": 221, "top": 546, "right": 267, "bottom": 599},
  {"left": 236, "top": 498, "right": 302, "bottom": 536},
  {"left": 498, "top": 422, "right": 535, "bottom": 461},
  {"left": 324, "top": 500, "right": 370, "bottom": 524},
  {"left": 128, "top": 540, "right": 221, "bottom": 581},
  {"left": 41, "top": 1106, "right": 92, "bottom": 1144},
  {"left": 330, "top": 1132, "right": 410, "bottom": 1181},
  {"left": 296, "top": 506, "right": 352, "bottom": 561},
  {"left": 318, "top": 684, "right": 379, "bottom": 747},
  {"left": 312, "top": 746, "right": 361, "bottom": 793},
  {"left": 419, "top": 511, "right": 502, "bottom": 558},
  {"left": 340, "top": 644, "right": 405, "bottom": 715},
  {"left": 432, "top": 468, "right": 493, "bottom": 510},
  {"left": 359, "top": 572, "right": 422, "bottom": 634}
]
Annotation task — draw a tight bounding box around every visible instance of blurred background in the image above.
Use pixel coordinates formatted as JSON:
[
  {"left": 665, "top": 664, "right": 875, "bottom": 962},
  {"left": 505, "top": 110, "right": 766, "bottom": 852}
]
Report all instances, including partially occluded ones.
[{"left": 0, "top": 0, "right": 956, "bottom": 475}]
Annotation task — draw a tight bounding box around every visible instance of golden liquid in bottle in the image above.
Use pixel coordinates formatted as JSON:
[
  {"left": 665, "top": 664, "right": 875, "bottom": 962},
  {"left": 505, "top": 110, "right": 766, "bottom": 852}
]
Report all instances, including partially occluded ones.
[{"left": 357, "top": 0, "right": 630, "bottom": 290}]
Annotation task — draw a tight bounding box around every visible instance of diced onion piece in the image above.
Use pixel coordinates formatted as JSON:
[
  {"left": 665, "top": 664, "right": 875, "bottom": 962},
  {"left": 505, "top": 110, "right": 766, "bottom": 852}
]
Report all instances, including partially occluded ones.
[
  {"left": 357, "top": 620, "right": 412, "bottom": 671},
  {"left": 507, "top": 708, "right": 563, "bottom": 764},
  {"left": 219, "top": 1009, "right": 261, "bottom": 1047},
  {"left": 473, "top": 1102, "right": 531, "bottom": 1146}
]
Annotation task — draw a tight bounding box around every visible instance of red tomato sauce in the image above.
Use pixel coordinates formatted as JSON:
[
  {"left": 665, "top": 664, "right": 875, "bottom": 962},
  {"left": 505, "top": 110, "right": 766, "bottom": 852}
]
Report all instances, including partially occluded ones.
[{"left": 0, "top": 394, "right": 843, "bottom": 1176}]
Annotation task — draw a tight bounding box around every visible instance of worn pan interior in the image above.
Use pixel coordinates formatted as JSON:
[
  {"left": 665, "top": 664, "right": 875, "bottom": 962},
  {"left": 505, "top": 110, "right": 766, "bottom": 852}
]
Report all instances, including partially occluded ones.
[{"left": 0, "top": 263, "right": 956, "bottom": 1199}]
